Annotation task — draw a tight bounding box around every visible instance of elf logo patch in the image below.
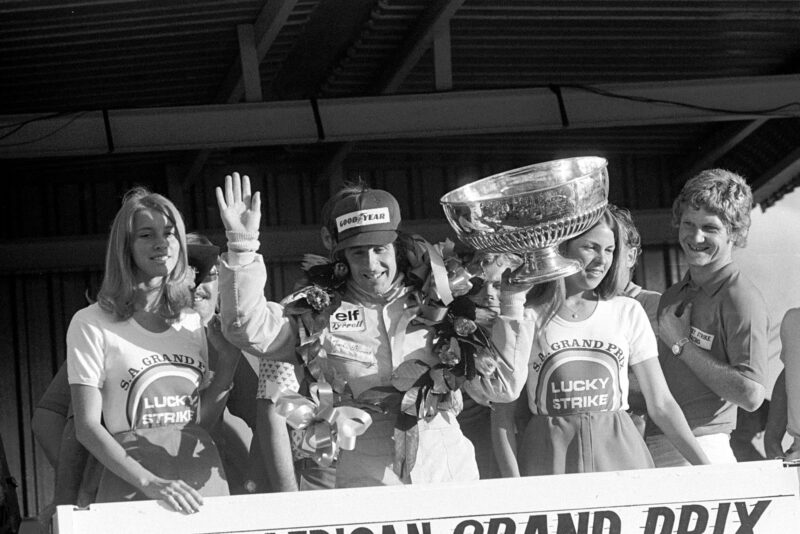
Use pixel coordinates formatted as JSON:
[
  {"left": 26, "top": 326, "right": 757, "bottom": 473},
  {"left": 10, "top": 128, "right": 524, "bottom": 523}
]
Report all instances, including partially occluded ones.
[
  {"left": 336, "top": 207, "right": 390, "bottom": 233},
  {"left": 329, "top": 305, "right": 366, "bottom": 332},
  {"left": 690, "top": 326, "right": 714, "bottom": 350}
]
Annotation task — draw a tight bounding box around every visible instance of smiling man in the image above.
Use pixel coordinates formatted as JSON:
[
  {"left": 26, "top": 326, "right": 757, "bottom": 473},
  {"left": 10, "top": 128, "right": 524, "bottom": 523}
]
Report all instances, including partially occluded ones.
[
  {"left": 645, "top": 169, "right": 769, "bottom": 466},
  {"left": 216, "top": 174, "right": 481, "bottom": 488}
]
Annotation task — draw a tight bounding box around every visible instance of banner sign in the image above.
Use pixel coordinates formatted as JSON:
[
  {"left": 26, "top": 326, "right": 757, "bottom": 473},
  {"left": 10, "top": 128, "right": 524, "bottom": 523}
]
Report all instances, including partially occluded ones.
[{"left": 55, "top": 461, "right": 800, "bottom": 534}]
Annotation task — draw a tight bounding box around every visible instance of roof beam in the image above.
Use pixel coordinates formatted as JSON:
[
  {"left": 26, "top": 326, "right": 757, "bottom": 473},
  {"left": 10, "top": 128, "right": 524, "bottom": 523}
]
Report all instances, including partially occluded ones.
[
  {"left": 433, "top": 23, "right": 453, "bottom": 92},
  {"left": 214, "top": 0, "right": 299, "bottom": 104},
  {"left": 0, "top": 211, "right": 674, "bottom": 273},
  {"left": 317, "top": 0, "right": 466, "bottom": 184},
  {"left": 752, "top": 145, "right": 800, "bottom": 208},
  {"left": 2, "top": 74, "right": 799, "bottom": 158},
  {"left": 237, "top": 24, "right": 264, "bottom": 103},
  {"left": 374, "top": 0, "right": 466, "bottom": 94},
  {"left": 675, "top": 119, "right": 768, "bottom": 183},
  {"left": 180, "top": 0, "right": 299, "bottom": 188}
]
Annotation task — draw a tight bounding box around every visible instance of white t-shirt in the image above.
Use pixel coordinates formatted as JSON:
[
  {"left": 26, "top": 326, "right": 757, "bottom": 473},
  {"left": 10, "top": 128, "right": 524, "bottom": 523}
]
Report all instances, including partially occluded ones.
[
  {"left": 67, "top": 303, "right": 208, "bottom": 434},
  {"left": 525, "top": 297, "right": 657, "bottom": 416}
]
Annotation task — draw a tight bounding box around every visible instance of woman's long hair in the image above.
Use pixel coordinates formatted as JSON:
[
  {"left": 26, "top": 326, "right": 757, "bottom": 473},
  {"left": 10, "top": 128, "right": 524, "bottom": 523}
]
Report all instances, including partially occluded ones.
[
  {"left": 97, "top": 187, "right": 191, "bottom": 321},
  {"left": 529, "top": 207, "right": 623, "bottom": 345}
]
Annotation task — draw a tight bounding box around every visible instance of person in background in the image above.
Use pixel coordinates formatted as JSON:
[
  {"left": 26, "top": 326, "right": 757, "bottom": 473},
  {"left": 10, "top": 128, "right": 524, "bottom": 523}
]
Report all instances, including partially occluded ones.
[
  {"left": 31, "top": 363, "right": 100, "bottom": 523},
  {"left": 608, "top": 205, "right": 661, "bottom": 330},
  {"left": 459, "top": 252, "right": 522, "bottom": 479},
  {"left": 31, "top": 363, "right": 71, "bottom": 472},
  {"left": 0, "top": 432, "right": 20, "bottom": 534},
  {"left": 644, "top": 169, "right": 769, "bottom": 466},
  {"left": 608, "top": 204, "right": 662, "bottom": 437},
  {"left": 67, "top": 188, "right": 238, "bottom": 512},
  {"left": 186, "top": 232, "right": 269, "bottom": 494},
  {"left": 484, "top": 208, "right": 708, "bottom": 475},
  {"left": 763, "top": 309, "right": 799, "bottom": 460}
]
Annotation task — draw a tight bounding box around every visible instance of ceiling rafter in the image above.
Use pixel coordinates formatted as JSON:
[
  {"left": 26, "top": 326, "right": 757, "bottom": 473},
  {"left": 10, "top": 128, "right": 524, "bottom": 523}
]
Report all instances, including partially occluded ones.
[
  {"left": 316, "top": 0, "right": 468, "bottom": 189},
  {"left": 433, "top": 23, "right": 452, "bottom": 91},
  {"left": 674, "top": 119, "right": 769, "bottom": 185},
  {"left": 180, "top": 0, "right": 301, "bottom": 187},
  {"left": 752, "top": 145, "right": 800, "bottom": 209}
]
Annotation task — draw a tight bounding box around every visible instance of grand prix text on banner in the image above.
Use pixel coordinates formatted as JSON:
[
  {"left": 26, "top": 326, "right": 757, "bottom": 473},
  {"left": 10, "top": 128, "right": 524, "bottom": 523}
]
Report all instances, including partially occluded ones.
[{"left": 55, "top": 461, "right": 800, "bottom": 534}]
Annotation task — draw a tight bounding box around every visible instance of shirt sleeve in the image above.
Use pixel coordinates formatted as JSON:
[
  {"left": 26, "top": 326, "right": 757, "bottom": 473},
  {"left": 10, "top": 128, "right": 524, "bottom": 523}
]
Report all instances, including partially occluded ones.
[
  {"left": 721, "top": 280, "right": 769, "bottom": 385},
  {"left": 464, "top": 308, "right": 535, "bottom": 404},
  {"left": 218, "top": 252, "right": 299, "bottom": 363},
  {"left": 66, "top": 308, "right": 106, "bottom": 388},
  {"left": 626, "top": 299, "right": 658, "bottom": 366}
]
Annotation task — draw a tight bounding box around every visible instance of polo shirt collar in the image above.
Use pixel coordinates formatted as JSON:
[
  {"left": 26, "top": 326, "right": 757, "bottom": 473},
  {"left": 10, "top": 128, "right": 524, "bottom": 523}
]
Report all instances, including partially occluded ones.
[{"left": 681, "top": 262, "right": 738, "bottom": 297}]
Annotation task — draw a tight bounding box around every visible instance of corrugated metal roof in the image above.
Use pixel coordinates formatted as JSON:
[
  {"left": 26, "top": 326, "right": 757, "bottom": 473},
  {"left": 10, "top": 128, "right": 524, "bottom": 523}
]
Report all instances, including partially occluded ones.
[
  {"left": 1, "top": 0, "right": 799, "bottom": 205},
  {"left": 317, "top": 0, "right": 800, "bottom": 94},
  {"left": 0, "top": 0, "right": 317, "bottom": 111}
]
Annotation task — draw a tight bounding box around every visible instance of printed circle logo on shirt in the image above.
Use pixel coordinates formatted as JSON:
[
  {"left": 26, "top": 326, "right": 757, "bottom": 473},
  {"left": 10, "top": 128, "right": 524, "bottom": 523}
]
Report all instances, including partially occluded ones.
[
  {"left": 126, "top": 363, "right": 201, "bottom": 428},
  {"left": 538, "top": 353, "right": 619, "bottom": 415}
]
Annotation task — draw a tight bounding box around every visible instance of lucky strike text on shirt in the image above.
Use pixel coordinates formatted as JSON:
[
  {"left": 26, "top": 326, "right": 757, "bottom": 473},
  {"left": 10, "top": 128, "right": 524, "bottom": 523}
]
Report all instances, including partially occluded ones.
[
  {"left": 532, "top": 338, "right": 624, "bottom": 416},
  {"left": 120, "top": 353, "right": 205, "bottom": 428}
]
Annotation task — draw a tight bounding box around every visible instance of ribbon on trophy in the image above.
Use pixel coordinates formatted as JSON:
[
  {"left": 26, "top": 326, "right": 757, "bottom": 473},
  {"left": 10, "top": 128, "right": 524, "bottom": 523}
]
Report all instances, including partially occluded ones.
[
  {"left": 412, "top": 238, "right": 453, "bottom": 323},
  {"left": 423, "top": 239, "right": 453, "bottom": 305},
  {"left": 262, "top": 381, "right": 373, "bottom": 466}
]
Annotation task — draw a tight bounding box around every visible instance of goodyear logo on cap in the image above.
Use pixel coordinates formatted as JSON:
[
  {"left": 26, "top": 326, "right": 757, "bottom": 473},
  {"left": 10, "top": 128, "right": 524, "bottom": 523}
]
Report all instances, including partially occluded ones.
[{"left": 336, "top": 207, "right": 391, "bottom": 233}]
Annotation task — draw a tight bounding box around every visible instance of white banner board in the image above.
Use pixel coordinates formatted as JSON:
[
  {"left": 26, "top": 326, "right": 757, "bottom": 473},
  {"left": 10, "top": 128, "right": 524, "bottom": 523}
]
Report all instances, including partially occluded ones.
[{"left": 54, "top": 460, "right": 800, "bottom": 534}]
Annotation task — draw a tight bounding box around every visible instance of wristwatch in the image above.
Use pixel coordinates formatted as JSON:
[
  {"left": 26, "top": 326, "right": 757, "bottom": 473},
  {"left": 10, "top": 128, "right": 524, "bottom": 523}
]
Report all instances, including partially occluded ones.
[{"left": 671, "top": 337, "right": 691, "bottom": 357}]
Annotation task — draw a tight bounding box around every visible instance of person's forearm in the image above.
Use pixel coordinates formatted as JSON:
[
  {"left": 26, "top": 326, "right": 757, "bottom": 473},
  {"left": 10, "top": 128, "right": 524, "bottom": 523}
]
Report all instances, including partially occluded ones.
[
  {"left": 257, "top": 400, "right": 298, "bottom": 492},
  {"left": 74, "top": 419, "right": 156, "bottom": 492},
  {"left": 490, "top": 404, "right": 521, "bottom": 477},
  {"left": 199, "top": 347, "right": 240, "bottom": 428},
  {"left": 764, "top": 371, "right": 788, "bottom": 458},
  {"left": 492, "top": 429, "right": 520, "bottom": 477},
  {"left": 218, "top": 257, "right": 300, "bottom": 366},
  {"left": 677, "top": 344, "right": 765, "bottom": 411},
  {"left": 647, "top": 399, "right": 709, "bottom": 466}
]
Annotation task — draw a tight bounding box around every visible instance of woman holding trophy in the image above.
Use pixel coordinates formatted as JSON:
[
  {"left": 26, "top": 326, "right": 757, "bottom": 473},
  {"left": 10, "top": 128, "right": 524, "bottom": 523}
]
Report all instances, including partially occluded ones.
[{"left": 441, "top": 158, "right": 709, "bottom": 475}]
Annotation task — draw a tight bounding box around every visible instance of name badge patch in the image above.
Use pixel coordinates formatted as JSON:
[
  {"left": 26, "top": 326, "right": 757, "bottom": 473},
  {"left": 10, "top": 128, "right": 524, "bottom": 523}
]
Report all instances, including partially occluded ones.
[
  {"left": 336, "top": 207, "right": 390, "bottom": 233},
  {"left": 328, "top": 337, "right": 375, "bottom": 365},
  {"left": 689, "top": 326, "right": 714, "bottom": 350},
  {"left": 329, "top": 305, "right": 366, "bottom": 332}
]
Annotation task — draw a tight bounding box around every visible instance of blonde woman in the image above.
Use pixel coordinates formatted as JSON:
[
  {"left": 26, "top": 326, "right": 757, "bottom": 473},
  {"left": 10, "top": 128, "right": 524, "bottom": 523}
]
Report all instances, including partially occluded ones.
[{"left": 67, "top": 188, "right": 238, "bottom": 512}]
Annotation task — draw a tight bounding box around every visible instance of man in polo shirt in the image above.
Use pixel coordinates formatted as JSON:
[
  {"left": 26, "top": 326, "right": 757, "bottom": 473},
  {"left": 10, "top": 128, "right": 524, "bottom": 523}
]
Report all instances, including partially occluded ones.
[{"left": 645, "top": 169, "right": 769, "bottom": 466}]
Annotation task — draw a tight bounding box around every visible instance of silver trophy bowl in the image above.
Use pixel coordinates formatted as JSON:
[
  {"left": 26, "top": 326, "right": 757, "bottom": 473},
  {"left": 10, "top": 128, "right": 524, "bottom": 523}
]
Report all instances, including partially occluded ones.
[{"left": 440, "top": 157, "right": 609, "bottom": 284}]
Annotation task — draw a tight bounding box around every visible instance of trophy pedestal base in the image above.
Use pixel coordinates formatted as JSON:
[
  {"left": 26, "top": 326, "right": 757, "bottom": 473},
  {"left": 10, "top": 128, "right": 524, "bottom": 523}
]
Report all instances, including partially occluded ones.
[{"left": 510, "top": 247, "right": 581, "bottom": 285}]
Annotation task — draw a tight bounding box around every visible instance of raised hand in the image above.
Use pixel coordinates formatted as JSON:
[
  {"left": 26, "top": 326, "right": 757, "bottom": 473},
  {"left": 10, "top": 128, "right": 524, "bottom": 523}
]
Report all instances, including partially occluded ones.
[
  {"left": 215, "top": 172, "right": 261, "bottom": 233},
  {"left": 494, "top": 267, "right": 535, "bottom": 316},
  {"left": 142, "top": 477, "right": 203, "bottom": 514},
  {"left": 499, "top": 267, "right": 535, "bottom": 296}
]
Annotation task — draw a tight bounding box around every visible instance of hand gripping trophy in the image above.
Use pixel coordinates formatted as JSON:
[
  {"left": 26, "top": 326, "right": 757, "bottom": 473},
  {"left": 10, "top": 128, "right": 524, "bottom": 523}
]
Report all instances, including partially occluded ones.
[{"left": 440, "top": 156, "right": 609, "bottom": 284}]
